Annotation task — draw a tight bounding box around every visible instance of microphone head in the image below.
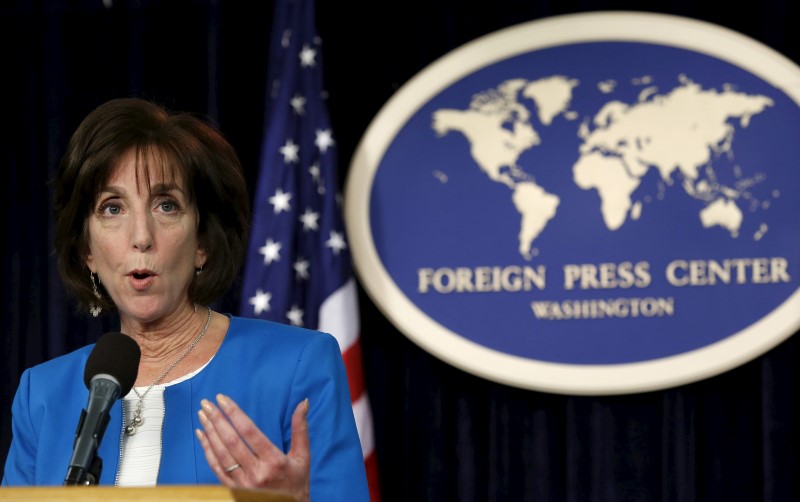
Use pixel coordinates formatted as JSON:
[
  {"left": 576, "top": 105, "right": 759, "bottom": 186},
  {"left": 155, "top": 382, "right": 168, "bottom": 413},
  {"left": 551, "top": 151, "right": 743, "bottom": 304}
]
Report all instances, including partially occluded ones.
[{"left": 83, "top": 332, "right": 141, "bottom": 396}]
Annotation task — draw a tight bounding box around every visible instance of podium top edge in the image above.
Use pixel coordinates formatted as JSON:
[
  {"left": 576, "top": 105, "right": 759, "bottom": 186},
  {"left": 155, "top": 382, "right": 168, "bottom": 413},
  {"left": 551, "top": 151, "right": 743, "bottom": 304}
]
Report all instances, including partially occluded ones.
[{"left": 0, "top": 485, "right": 295, "bottom": 502}]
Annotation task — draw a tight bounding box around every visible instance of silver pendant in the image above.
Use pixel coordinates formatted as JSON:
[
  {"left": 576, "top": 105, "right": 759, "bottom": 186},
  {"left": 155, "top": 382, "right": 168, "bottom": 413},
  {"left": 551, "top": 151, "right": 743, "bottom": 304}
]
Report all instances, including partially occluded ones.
[{"left": 126, "top": 410, "right": 144, "bottom": 436}]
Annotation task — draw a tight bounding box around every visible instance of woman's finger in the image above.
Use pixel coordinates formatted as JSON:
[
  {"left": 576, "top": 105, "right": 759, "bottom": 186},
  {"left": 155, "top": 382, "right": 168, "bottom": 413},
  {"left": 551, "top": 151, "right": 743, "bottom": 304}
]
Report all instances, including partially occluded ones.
[
  {"left": 214, "top": 394, "right": 284, "bottom": 461},
  {"left": 287, "top": 398, "right": 310, "bottom": 464},
  {"left": 198, "top": 399, "right": 257, "bottom": 475},
  {"left": 195, "top": 427, "right": 237, "bottom": 487}
]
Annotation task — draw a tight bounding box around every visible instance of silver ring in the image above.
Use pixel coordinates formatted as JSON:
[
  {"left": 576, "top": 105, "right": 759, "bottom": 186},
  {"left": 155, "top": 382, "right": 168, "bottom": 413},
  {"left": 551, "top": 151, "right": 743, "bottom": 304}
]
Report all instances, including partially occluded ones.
[{"left": 225, "top": 463, "right": 241, "bottom": 473}]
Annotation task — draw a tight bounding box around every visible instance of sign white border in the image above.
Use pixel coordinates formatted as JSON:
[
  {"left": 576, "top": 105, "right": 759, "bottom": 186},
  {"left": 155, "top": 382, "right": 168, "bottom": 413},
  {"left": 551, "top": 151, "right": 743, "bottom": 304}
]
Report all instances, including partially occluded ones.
[{"left": 344, "top": 11, "right": 800, "bottom": 395}]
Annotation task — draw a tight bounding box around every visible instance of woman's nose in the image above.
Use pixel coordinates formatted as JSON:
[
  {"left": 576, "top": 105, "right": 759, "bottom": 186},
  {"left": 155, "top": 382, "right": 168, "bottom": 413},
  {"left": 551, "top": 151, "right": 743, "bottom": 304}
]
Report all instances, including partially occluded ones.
[{"left": 131, "top": 212, "right": 154, "bottom": 251}]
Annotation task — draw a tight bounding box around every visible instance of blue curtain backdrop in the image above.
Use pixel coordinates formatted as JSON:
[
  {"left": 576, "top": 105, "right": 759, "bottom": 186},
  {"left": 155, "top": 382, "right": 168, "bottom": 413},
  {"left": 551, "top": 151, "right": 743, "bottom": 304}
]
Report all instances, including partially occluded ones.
[{"left": 2, "top": 1, "right": 798, "bottom": 500}]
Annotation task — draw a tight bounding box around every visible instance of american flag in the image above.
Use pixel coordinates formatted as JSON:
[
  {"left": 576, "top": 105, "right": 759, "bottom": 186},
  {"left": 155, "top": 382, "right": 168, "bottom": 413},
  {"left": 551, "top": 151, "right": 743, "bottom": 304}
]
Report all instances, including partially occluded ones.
[{"left": 238, "top": 0, "right": 380, "bottom": 498}]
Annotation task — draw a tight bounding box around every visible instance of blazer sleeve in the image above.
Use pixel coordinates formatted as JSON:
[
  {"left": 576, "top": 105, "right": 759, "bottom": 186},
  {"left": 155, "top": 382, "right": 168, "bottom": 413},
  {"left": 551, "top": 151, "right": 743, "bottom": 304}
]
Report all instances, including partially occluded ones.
[
  {"left": 2, "top": 369, "right": 37, "bottom": 486},
  {"left": 287, "top": 331, "right": 370, "bottom": 501}
]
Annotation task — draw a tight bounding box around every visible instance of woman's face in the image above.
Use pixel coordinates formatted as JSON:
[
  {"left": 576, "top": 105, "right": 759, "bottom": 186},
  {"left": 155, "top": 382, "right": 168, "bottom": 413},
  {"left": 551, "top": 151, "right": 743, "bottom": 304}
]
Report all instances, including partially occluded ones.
[{"left": 85, "top": 149, "right": 206, "bottom": 323}]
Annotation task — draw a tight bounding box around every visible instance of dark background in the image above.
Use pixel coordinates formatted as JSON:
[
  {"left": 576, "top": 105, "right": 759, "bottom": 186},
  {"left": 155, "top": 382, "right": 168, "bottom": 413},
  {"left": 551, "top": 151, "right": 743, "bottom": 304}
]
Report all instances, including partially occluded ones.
[{"left": 2, "top": 1, "right": 799, "bottom": 500}]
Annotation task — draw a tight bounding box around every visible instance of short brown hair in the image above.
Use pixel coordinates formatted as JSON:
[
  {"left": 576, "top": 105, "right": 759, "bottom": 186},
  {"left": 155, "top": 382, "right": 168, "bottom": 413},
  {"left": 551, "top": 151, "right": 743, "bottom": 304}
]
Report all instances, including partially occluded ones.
[{"left": 54, "top": 97, "right": 250, "bottom": 313}]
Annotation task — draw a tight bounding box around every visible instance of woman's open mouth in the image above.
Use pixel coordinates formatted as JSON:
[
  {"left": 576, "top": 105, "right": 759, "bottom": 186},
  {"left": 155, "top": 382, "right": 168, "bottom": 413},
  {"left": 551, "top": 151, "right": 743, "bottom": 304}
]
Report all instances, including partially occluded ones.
[{"left": 128, "top": 270, "right": 156, "bottom": 290}]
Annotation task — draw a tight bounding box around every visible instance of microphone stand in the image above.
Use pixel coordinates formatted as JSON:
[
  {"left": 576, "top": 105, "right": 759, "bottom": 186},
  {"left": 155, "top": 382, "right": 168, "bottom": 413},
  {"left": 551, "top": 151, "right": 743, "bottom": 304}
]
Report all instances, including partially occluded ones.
[
  {"left": 63, "top": 377, "right": 118, "bottom": 485},
  {"left": 64, "top": 436, "right": 103, "bottom": 485}
]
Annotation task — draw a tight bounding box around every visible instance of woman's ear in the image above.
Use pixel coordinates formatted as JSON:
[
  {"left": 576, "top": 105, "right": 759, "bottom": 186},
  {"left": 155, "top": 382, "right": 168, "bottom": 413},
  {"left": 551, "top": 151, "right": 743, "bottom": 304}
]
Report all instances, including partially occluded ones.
[{"left": 195, "top": 246, "right": 207, "bottom": 270}]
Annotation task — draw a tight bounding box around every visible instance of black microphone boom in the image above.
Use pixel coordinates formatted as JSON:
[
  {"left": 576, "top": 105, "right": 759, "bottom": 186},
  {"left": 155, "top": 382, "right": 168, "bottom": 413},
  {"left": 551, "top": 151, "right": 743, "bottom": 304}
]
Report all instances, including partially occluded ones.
[{"left": 64, "top": 332, "right": 140, "bottom": 486}]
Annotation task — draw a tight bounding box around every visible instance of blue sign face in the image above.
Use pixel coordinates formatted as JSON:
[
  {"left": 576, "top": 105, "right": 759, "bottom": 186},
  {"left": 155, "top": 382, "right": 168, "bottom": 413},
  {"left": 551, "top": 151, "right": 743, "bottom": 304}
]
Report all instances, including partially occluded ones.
[{"left": 345, "top": 12, "right": 800, "bottom": 394}]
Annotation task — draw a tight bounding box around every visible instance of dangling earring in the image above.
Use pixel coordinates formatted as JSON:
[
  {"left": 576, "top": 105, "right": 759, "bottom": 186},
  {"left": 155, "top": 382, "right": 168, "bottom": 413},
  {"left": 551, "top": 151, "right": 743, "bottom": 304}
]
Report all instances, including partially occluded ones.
[
  {"left": 89, "top": 272, "right": 102, "bottom": 317},
  {"left": 195, "top": 265, "right": 204, "bottom": 276}
]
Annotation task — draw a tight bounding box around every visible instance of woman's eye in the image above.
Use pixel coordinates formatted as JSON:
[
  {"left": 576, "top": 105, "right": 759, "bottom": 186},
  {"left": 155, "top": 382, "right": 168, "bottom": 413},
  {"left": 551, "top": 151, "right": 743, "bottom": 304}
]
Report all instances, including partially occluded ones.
[
  {"left": 99, "top": 203, "right": 121, "bottom": 216},
  {"left": 159, "top": 200, "right": 180, "bottom": 213}
]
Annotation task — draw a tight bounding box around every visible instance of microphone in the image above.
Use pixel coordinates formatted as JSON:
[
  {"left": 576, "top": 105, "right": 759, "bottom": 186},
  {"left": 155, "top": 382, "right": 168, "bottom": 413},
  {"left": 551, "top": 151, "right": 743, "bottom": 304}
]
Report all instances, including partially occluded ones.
[{"left": 64, "top": 332, "right": 140, "bottom": 485}]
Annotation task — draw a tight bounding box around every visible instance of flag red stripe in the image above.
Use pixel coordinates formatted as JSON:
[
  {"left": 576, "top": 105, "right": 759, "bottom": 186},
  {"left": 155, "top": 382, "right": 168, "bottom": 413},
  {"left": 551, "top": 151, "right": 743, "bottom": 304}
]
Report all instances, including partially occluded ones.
[
  {"left": 342, "top": 336, "right": 366, "bottom": 404},
  {"left": 364, "top": 450, "right": 382, "bottom": 501}
]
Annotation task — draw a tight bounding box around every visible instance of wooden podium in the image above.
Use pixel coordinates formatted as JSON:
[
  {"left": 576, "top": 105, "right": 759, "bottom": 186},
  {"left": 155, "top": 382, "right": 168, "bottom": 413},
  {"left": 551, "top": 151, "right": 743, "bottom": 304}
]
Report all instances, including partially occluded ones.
[{"left": 0, "top": 485, "right": 295, "bottom": 501}]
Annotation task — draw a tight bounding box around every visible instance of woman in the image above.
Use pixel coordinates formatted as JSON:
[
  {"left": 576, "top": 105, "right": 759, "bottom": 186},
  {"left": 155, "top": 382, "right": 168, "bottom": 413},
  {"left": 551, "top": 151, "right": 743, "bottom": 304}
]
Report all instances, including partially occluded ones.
[{"left": 1, "top": 98, "right": 370, "bottom": 501}]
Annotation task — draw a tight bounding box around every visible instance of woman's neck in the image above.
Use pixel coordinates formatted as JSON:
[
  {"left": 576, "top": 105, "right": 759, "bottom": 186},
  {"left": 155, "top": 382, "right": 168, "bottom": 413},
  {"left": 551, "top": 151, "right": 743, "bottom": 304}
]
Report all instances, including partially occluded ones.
[{"left": 121, "top": 304, "right": 210, "bottom": 385}]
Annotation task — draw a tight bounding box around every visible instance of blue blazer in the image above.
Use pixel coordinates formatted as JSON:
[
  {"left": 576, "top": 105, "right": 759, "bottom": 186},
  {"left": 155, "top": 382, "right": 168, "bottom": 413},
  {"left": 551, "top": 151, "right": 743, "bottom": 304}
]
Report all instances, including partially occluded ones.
[{"left": 2, "top": 316, "right": 369, "bottom": 501}]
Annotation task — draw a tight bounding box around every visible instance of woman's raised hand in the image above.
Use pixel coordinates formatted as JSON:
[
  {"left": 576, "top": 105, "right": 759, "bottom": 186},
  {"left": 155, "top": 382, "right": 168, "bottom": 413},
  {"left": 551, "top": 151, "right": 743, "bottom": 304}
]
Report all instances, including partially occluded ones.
[{"left": 196, "top": 394, "right": 311, "bottom": 502}]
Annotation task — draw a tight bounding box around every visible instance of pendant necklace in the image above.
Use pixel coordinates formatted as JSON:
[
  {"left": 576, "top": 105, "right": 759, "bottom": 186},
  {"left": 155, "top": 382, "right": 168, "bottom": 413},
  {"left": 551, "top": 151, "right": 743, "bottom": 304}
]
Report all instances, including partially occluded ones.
[{"left": 125, "top": 305, "right": 212, "bottom": 436}]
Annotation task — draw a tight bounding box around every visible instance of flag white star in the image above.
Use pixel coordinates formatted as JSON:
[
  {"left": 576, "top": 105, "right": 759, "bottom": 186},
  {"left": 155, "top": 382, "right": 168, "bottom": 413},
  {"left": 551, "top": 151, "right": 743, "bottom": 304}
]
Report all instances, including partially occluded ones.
[
  {"left": 249, "top": 289, "right": 272, "bottom": 315},
  {"left": 290, "top": 93, "right": 306, "bottom": 115},
  {"left": 309, "top": 163, "right": 320, "bottom": 182},
  {"left": 279, "top": 139, "right": 299, "bottom": 164},
  {"left": 315, "top": 128, "right": 335, "bottom": 153},
  {"left": 299, "top": 44, "right": 316, "bottom": 67},
  {"left": 325, "top": 230, "right": 347, "bottom": 256},
  {"left": 299, "top": 208, "right": 319, "bottom": 231},
  {"left": 286, "top": 305, "right": 304, "bottom": 326},
  {"left": 269, "top": 188, "right": 292, "bottom": 214},
  {"left": 259, "top": 238, "right": 282, "bottom": 264},
  {"left": 294, "top": 258, "right": 310, "bottom": 280}
]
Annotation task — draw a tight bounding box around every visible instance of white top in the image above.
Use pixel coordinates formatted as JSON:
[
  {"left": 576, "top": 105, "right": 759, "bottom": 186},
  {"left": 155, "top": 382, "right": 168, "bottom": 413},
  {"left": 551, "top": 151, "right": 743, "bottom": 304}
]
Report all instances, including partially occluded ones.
[{"left": 117, "top": 361, "right": 211, "bottom": 486}]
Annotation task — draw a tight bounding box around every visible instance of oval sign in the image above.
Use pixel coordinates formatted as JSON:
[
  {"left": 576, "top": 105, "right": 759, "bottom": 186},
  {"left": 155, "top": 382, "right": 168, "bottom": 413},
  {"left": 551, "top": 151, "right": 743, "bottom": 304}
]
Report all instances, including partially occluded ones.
[{"left": 344, "top": 11, "right": 800, "bottom": 395}]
